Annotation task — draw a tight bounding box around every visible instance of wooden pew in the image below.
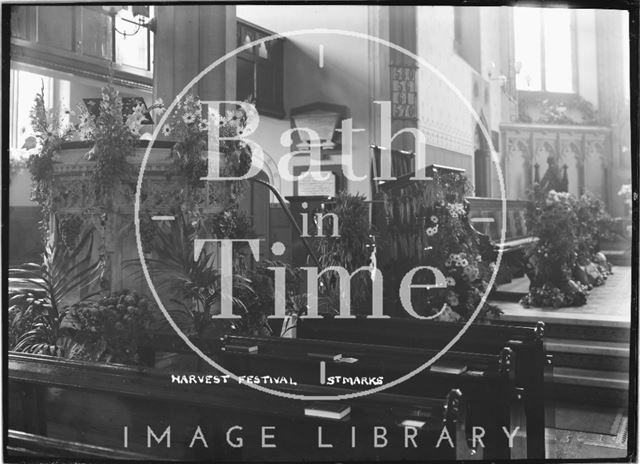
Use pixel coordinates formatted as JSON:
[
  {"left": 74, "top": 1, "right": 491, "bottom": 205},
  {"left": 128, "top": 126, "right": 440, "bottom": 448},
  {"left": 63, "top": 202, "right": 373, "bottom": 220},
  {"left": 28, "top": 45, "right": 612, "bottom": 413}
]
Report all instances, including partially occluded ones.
[
  {"left": 217, "top": 334, "right": 527, "bottom": 459},
  {"left": 7, "top": 430, "right": 161, "bottom": 460},
  {"left": 8, "top": 352, "right": 480, "bottom": 462},
  {"left": 279, "top": 317, "right": 548, "bottom": 459},
  {"left": 139, "top": 333, "right": 528, "bottom": 458}
]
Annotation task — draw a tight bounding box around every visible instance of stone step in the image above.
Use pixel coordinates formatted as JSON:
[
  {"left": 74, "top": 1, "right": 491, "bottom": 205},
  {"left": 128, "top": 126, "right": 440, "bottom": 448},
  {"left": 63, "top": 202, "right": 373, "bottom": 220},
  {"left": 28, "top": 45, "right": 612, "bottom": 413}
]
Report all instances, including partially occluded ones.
[
  {"left": 553, "top": 367, "right": 629, "bottom": 390},
  {"left": 550, "top": 367, "right": 629, "bottom": 408},
  {"left": 601, "top": 249, "right": 631, "bottom": 266},
  {"left": 492, "top": 267, "right": 631, "bottom": 343},
  {"left": 546, "top": 338, "right": 629, "bottom": 372},
  {"left": 494, "top": 308, "right": 631, "bottom": 343},
  {"left": 546, "top": 339, "right": 629, "bottom": 358}
]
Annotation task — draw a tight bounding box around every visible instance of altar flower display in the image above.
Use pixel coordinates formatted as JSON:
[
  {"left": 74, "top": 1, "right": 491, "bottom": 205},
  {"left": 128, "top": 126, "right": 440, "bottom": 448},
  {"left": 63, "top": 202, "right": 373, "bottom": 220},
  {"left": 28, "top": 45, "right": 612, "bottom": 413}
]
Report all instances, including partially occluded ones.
[{"left": 521, "top": 184, "right": 615, "bottom": 308}]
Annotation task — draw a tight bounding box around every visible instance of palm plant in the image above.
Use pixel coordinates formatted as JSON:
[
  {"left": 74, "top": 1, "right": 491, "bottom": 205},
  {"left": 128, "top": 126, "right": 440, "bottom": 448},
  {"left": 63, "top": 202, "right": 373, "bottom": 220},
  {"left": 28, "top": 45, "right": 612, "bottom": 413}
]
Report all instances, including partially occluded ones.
[
  {"left": 9, "top": 225, "right": 103, "bottom": 355},
  {"left": 314, "top": 192, "right": 376, "bottom": 316},
  {"left": 126, "top": 212, "right": 254, "bottom": 339}
]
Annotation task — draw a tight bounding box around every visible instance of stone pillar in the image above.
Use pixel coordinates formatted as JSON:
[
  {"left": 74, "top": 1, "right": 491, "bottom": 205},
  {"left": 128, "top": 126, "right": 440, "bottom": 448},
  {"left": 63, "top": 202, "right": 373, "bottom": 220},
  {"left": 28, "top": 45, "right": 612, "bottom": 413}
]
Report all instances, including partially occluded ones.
[
  {"left": 595, "top": 10, "right": 630, "bottom": 216},
  {"left": 153, "top": 5, "right": 236, "bottom": 104}
]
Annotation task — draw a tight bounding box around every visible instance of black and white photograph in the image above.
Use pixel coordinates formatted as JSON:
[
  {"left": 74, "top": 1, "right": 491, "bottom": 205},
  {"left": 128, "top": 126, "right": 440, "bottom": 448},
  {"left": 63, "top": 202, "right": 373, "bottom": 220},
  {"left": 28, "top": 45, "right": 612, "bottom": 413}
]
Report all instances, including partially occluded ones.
[{"left": 3, "top": 2, "right": 637, "bottom": 462}]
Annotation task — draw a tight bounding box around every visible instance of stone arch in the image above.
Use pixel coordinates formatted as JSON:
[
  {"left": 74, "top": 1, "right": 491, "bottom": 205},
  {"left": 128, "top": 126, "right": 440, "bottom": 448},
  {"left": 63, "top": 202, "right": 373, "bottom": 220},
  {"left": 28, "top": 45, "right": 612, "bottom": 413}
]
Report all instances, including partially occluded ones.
[{"left": 254, "top": 150, "right": 282, "bottom": 197}]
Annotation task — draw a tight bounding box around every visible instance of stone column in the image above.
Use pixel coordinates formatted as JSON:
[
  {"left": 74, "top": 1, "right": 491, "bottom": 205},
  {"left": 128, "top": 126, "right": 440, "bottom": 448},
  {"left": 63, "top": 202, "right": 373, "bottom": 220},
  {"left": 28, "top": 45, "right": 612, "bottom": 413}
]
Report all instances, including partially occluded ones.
[
  {"left": 153, "top": 5, "right": 236, "bottom": 104},
  {"left": 595, "top": 10, "right": 630, "bottom": 216}
]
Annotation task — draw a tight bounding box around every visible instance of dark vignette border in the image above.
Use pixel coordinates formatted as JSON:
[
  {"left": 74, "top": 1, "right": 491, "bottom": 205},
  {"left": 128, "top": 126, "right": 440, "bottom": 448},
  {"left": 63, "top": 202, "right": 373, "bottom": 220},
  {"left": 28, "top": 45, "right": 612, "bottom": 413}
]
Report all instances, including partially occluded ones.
[{"left": 1, "top": 1, "right": 638, "bottom": 463}]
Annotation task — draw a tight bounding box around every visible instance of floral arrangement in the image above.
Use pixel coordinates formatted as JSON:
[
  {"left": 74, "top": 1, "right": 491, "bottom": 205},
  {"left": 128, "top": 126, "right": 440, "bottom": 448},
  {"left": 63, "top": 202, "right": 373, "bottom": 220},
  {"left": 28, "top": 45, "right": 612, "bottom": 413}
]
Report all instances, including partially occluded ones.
[
  {"left": 618, "top": 184, "right": 632, "bottom": 210},
  {"left": 518, "top": 94, "right": 598, "bottom": 125},
  {"left": 26, "top": 82, "right": 163, "bottom": 211},
  {"left": 78, "top": 84, "right": 163, "bottom": 199},
  {"left": 618, "top": 184, "right": 633, "bottom": 239},
  {"left": 416, "top": 200, "right": 500, "bottom": 321},
  {"left": 26, "top": 85, "right": 74, "bottom": 215},
  {"left": 521, "top": 186, "right": 612, "bottom": 308},
  {"left": 522, "top": 188, "right": 587, "bottom": 307},
  {"left": 161, "top": 94, "right": 253, "bottom": 194},
  {"left": 59, "top": 289, "right": 152, "bottom": 364},
  {"left": 379, "top": 170, "right": 500, "bottom": 321}
]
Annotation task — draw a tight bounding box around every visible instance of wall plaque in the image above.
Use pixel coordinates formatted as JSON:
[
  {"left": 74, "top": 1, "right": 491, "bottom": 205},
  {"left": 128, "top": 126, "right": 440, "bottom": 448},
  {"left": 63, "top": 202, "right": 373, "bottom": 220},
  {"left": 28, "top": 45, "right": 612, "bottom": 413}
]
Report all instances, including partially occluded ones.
[{"left": 296, "top": 171, "right": 336, "bottom": 197}]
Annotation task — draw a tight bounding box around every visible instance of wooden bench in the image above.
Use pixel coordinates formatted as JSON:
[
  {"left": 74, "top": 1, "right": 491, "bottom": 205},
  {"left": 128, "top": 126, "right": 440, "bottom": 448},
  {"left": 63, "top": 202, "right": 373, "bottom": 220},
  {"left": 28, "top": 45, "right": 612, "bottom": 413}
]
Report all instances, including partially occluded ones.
[
  {"left": 139, "top": 332, "right": 528, "bottom": 458},
  {"left": 218, "top": 334, "right": 527, "bottom": 459},
  {"left": 8, "top": 352, "right": 480, "bottom": 461},
  {"left": 7, "top": 429, "right": 161, "bottom": 460},
  {"left": 276, "top": 317, "right": 549, "bottom": 459}
]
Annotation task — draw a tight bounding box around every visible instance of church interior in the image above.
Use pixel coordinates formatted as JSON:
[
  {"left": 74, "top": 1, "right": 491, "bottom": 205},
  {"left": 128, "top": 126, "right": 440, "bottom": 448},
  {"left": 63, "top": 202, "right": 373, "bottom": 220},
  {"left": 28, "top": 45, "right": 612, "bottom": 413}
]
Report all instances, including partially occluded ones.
[{"left": 6, "top": 4, "right": 635, "bottom": 462}]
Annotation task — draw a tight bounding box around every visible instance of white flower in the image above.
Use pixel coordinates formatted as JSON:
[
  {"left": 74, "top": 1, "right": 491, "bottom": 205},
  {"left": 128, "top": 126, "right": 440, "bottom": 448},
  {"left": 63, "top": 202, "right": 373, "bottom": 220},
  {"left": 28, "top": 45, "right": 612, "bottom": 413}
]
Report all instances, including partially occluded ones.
[
  {"left": 463, "top": 266, "right": 479, "bottom": 280},
  {"left": 182, "top": 113, "right": 196, "bottom": 124},
  {"left": 198, "top": 120, "right": 209, "bottom": 132},
  {"left": 446, "top": 292, "right": 459, "bottom": 307},
  {"left": 446, "top": 276, "right": 456, "bottom": 286},
  {"left": 162, "top": 125, "right": 172, "bottom": 136},
  {"left": 447, "top": 202, "right": 466, "bottom": 218},
  {"left": 426, "top": 226, "right": 438, "bottom": 236},
  {"left": 618, "top": 184, "right": 631, "bottom": 196},
  {"left": 430, "top": 215, "right": 438, "bottom": 223},
  {"left": 438, "top": 303, "right": 462, "bottom": 322}
]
